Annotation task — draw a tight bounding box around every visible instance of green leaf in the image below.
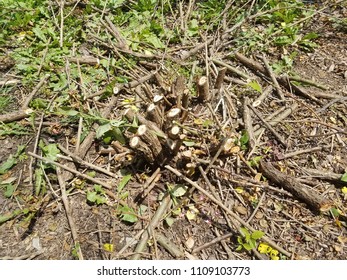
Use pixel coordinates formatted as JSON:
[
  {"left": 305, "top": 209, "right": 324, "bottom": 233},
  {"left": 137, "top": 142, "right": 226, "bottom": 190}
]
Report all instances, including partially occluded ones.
[
  {"left": 183, "top": 140, "right": 195, "bottom": 147},
  {"left": 240, "top": 227, "right": 250, "bottom": 238},
  {"left": 144, "top": 33, "right": 165, "bottom": 48},
  {"left": 40, "top": 143, "right": 60, "bottom": 161},
  {"left": 330, "top": 207, "right": 340, "bottom": 218},
  {"left": 0, "top": 155, "right": 17, "bottom": 174},
  {"left": 243, "top": 243, "right": 253, "bottom": 251},
  {"left": 240, "top": 130, "right": 249, "bottom": 149},
  {"left": 32, "top": 26, "right": 47, "bottom": 42},
  {"left": 3, "top": 184, "right": 15, "bottom": 198},
  {"left": 30, "top": 98, "right": 48, "bottom": 109},
  {"left": 248, "top": 238, "right": 256, "bottom": 249},
  {"left": 251, "top": 230, "right": 265, "bottom": 240},
  {"left": 117, "top": 174, "right": 132, "bottom": 192},
  {"left": 247, "top": 80, "right": 262, "bottom": 93},
  {"left": 87, "top": 171, "right": 96, "bottom": 178},
  {"left": 113, "top": 127, "right": 126, "bottom": 144},
  {"left": 0, "top": 213, "right": 15, "bottom": 224},
  {"left": 57, "top": 108, "right": 80, "bottom": 116},
  {"left": 94, "top": 184, "right": 103, "bottom": 193},
  {"left": 118, "top": 205, "right": 138, "bottom": 223},
  {"left": 15, "top": 145, "right": 26, "bottom": 157},
  {"left": 95, "top": 195, "right": 106, "bottom": 205},
  {"left": 341, "top": 173, "right": 347, "bottom": 182},
  {"left": 171, "top": 184, "right": 188, "bottom": 197},
  {"left": 87, "top": 191, "right": 97, "bottom": 203},
  {"left": 34, "top": 167, "right": 45, "bottom": 196},
  {"left": 96, "top": 123, "right": 112, "bottom": 139}
]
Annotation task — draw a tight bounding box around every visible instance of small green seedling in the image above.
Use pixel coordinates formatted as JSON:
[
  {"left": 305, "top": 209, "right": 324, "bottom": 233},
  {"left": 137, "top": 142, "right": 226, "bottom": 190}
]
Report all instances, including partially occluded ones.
[
  {"left": 86, "top": 184, "right": 107, "bottom": 205},
  {"left": 236, "top": 227, "right": 265, "bottom": 251}
]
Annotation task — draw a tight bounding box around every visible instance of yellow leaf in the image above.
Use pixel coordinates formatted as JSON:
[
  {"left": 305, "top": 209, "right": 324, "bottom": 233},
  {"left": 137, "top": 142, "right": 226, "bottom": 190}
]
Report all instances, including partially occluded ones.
[
  {"left": 341, "top": 187, "right": 347, "bottom": 194},
  {"left": 235, "top": 187, "right": 244, "bottom": 194},
  {"left": 103, "top": 243, "right": 114, "bottom": 252},
  {"left": 186, "top": 205, "right": 199, "bottom": 220},
  {"left": 258, "top": 243, "right": 270, "bottom": 254},
  {"left": 270, "top": 249, "right": 279, "bottom": 260}
]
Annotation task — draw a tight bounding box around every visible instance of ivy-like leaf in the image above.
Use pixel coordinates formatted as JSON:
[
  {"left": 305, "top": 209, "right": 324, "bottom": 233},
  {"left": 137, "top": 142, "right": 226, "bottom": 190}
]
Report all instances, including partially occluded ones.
[{"left": 87, "top": 191, "right": 97, "bottom": 203}]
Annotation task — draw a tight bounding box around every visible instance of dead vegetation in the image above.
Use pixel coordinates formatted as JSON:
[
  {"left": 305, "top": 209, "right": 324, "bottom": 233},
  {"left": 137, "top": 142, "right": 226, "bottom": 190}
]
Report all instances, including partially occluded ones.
[{"left": 0, "top": 0, "right": 347, "bottom": 260}]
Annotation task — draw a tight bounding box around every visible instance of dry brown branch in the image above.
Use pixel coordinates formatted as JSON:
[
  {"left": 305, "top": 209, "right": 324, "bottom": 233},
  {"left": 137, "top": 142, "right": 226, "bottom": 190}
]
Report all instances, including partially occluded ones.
[
  {"left": 57, "top": 144, "right": 117, "bottom": 178},
  {"left": 248, "top": 105, "right": 288, "bottom": 148},
  {"left": 168, "top": 125, "right": 181, "bottom": 140},
  {"left": 165, "top": 165, "right": 291, "bottom": 257},
  {"left": 288, "top": 76, "right": 328, "bottom": 90},
  {"left": 214, "top": 67, "right": 227, "bottom": 90},
  {"left": 254, "top": 103, "right": 298, "bottom": 137},
  {"left": 146, "top": 103, "right": 163, "bottom": 128},
  {"left": 130, "top": 136, "right": 155, "bottom": 163},
  {"left": 156, "top": 233, "right": 184, "bottom": 258},
  {"left": 246, "top": 191, "right": 266, "bottom": 224},
  {"left": 68, "top": 56, "right": 100, "bottom": 66},
  {"left": 282, "top": 146, "right": 323, "bottom": 159},
  {"left": 124, "top": 108, "right": 167, "bottom": 141},
  {"left": 141, "top": 168, "right": 161, "bottom": 199},
  {"left": 261, "top": 54, "right": 284, "bottom": 100},
  {"left": 172, "top": 75, "right": 186, "bottom": 109},
  {"left": 131, "top": 193, "right": 172, "bottom": 260},
  {"left": 28, "top": 152, "right": 114, "bottom": 189},
  {"left": 192, "top": 232, "right": 234, "bottom": 254},
  {"left": 260, "top": 161, "right": 332, "bottom": 213},
  {"left": 57, "top": 167, "right": 84, "bottom": 260},
  {"left": 137, "top": 124, "right": 163, "bottom": 162},
  {"left": 28, "top": 113, "right": 44, "bottom": 188},
  {"left": 0, "top": 73, "right": 50, "bottom": 123},
  {"left": 212, "top": 59, "right": 251, "bottom": 80},
  {"left": 234, "top": 53, "right": 323, "bottom": 104},
  {"left": 0, "top": 79, "right": 20, "bottom": 86},
  {"left": 0, "top": 250, "right": 44, "bottom": 260},
  {"left": 196, "top": 76, "right": 210, "bottom": 102},
  {"left": 243, "top": 97, "right": 256, "bottom": 150},
  {"left": 302, "top": 168, "right": 346, "bottom": 185},
  {"left": 103, "top": 16, "right": 128, "bottom": 50},
  {"left": 252, "top": 85, "right": 273, "bottom": 107}
]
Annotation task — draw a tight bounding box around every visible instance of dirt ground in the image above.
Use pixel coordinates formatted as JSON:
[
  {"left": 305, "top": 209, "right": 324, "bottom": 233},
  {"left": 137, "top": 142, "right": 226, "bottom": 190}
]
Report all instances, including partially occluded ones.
[{"left": 0, "top": 1, "right": 347, "bottom": 260}]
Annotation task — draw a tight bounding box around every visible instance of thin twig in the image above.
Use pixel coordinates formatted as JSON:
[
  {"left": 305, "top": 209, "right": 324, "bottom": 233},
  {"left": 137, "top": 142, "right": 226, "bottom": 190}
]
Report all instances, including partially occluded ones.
[
  {"left": 261, "top": 54, "right": 284, "bottom": 100},
  {"left": 246, "top": 191, "right": 266, "bottom": 224},
  {"left": 165, "top": 165, "right": 291, "bottom": 257},
  {"left": 27, "top": 152, "right": 114, "bottom": 189},
  {"left": 57, "top": 167, "right": 84, "bottom": 260},
  {"left": 21, "top": 74, "right": 50, "bottom": 109},
  {"left": 192, "top": 232, "right": 234, "bottom": 254},
  {"left": 248, "top": 105, "right": 288, "bottom": 147},
  {"left": 131, "top": 193, "right": 172, "bottom": 260},
  {"left": 57, "top": 144, "right": 118, "bottom": 178}
]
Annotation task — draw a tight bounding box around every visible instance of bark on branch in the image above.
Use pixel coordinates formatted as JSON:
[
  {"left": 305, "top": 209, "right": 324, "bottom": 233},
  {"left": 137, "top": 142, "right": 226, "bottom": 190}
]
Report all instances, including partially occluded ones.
[{"left": 260, "top": 161, "right": 332, "bottom": 213}]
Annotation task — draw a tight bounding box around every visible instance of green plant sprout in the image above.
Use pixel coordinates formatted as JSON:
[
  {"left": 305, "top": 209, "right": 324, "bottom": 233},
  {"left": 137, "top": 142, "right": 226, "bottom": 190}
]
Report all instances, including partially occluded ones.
[{"left": 236, "top": 227, "right": 265, "bottom": 251}]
